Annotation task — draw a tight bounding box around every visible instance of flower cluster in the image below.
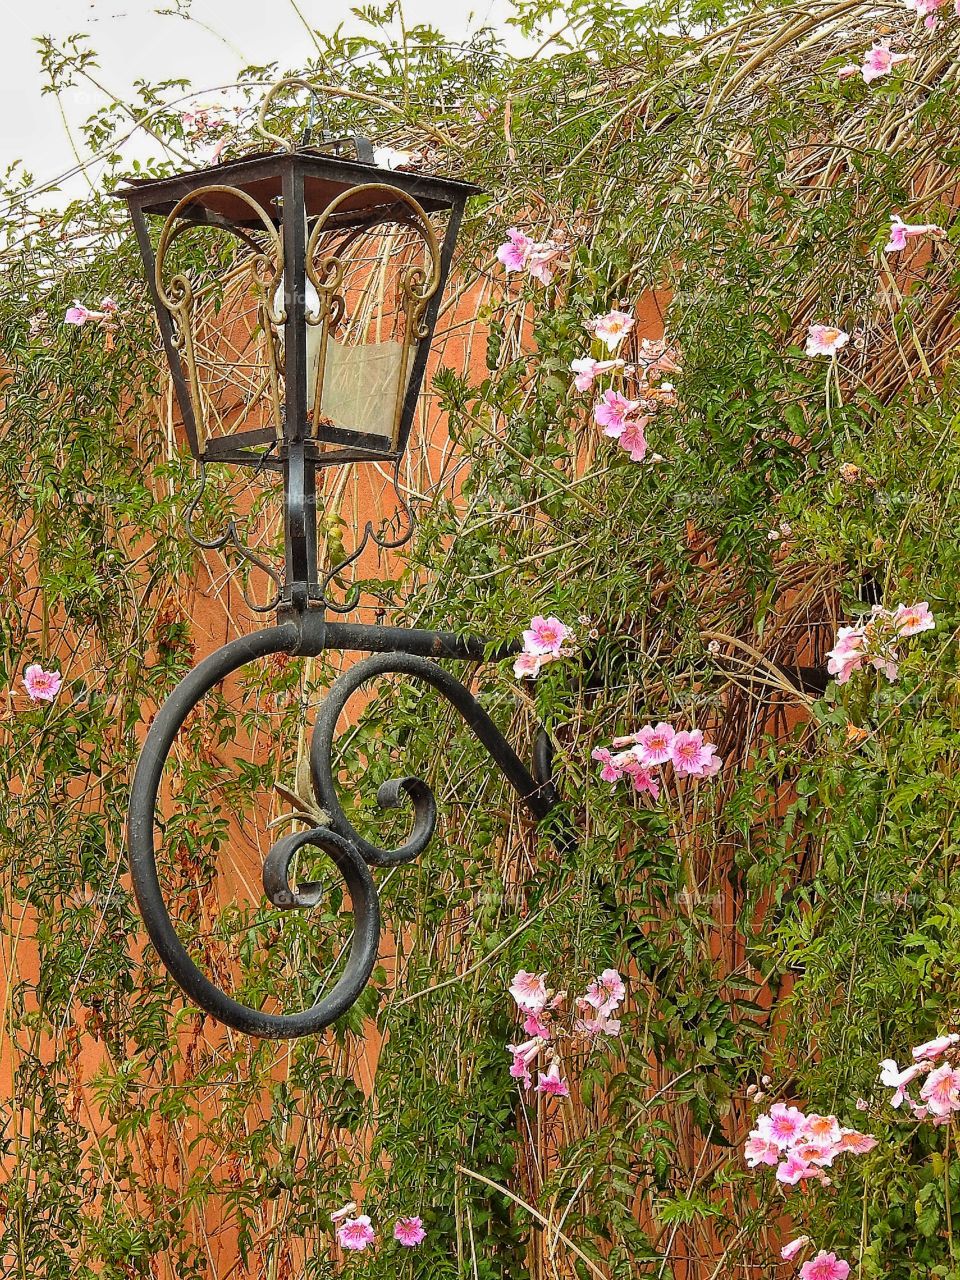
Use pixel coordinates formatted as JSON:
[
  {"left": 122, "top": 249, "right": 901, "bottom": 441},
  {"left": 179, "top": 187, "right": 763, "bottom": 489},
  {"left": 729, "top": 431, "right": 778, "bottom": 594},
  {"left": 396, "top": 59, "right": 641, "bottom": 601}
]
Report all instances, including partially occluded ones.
[
  {"left": 744, "top": 1098, "right": 877, "bottom": 1278},
  {"left": 22, "top": 663, "right": 62, "bottom": 703},
  {"left": 180, "top": 100, "right": 239, "bottom": 133},
  {"left": 513, "top": 616, "right": 575, "bottom": 680},
  {"left": 880, "top": 1033, "right": 960, "bottom": 1120},
  {"left": 496, "top": 227, "right": 569, "bottom": 286},
  {"left": 826, "top": 601, "right": 935, "bottom": 686},
  {"left": 903, "top": 0, "right": 960, "bottom": 33},
  {"left": 744, "top": 1102, "right": 877, "bottom": 1184},
  {"left": 506, "top": 967, "right": 625, "bottom": 1093},
  {"left": 573, "top": 324, "right": 679, "bottom": 465},
  {"left": 592, "top": 722, "right": 722, "bottom": 798},
  {"left": 332, "top": 1205, "right": 426, "bottom": 1251}
]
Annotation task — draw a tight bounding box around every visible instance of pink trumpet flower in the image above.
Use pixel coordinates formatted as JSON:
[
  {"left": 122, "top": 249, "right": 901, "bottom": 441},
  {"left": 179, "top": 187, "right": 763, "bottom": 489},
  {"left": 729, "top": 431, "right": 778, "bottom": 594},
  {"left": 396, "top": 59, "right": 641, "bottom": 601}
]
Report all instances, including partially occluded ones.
[
  {"left": 885, "top": 214, "right": 944, "bottom": 253},
  {"left": 394, "top": 1216, "right": 426, "bottom": 1246}
]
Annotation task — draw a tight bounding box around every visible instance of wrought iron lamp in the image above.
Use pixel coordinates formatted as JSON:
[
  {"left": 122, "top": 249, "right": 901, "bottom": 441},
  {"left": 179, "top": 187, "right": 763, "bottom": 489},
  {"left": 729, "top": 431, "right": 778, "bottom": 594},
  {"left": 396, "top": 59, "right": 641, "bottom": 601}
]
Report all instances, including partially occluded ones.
[{"left": 122, "top": 81, "right": 561, "bottom": 1038}]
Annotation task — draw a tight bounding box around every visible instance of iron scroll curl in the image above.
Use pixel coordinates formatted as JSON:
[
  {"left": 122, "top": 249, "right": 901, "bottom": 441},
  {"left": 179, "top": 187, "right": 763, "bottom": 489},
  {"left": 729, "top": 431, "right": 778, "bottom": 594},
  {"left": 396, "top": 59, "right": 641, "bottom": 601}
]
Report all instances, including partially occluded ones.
[{"left": 126, "top": 617, "right": 559, "bottom": 1039}]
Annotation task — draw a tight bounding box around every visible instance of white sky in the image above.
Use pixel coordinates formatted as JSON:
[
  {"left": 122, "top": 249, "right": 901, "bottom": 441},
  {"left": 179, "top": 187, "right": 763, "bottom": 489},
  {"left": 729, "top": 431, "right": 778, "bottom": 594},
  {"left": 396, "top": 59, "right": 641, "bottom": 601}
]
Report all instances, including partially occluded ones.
[{"left": 0, "top": 0, "right": 516, "bottom": 201}]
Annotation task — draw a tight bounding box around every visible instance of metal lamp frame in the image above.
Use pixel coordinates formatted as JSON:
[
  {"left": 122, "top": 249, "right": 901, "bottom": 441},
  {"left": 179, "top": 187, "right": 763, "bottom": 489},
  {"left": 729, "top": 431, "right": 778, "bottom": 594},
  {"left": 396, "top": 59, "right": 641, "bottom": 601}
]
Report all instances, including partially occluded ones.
[{"left": 123, "top": 84, "right": 564, "bottom": 1039}]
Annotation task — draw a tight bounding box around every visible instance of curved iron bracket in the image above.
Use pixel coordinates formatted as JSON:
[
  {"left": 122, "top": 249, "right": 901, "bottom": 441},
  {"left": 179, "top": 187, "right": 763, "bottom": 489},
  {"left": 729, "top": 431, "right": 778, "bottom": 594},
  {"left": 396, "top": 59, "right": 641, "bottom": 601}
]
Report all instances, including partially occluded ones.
[{"left": 127, "top": 613, "right": 561, "bottom": 1038}]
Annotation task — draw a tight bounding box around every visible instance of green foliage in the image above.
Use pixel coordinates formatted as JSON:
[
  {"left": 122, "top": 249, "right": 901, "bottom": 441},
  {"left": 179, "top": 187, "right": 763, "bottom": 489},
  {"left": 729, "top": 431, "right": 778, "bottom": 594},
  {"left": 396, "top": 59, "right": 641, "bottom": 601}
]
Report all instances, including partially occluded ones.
[{"left": 3, "top": 0, "right": 960, "bottom": 1276}]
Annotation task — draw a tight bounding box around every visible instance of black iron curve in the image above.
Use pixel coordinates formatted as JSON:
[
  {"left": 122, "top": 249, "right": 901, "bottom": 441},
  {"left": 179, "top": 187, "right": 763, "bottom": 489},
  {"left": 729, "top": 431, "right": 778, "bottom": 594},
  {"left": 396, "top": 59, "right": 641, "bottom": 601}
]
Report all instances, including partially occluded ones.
[{"left": 127, "top": 616, "right": 562, "bottom": 1038}]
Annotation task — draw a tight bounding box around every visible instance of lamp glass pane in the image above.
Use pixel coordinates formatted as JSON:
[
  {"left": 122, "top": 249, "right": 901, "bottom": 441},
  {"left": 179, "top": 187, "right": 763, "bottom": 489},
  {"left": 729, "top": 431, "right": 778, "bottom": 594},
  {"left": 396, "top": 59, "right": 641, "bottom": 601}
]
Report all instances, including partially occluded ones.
[
  {"left": 317, "top": 337, "right": 410, "bottom": 441},
  {"left": 306, "top": 199, "right": 442, "bottom": 453}
]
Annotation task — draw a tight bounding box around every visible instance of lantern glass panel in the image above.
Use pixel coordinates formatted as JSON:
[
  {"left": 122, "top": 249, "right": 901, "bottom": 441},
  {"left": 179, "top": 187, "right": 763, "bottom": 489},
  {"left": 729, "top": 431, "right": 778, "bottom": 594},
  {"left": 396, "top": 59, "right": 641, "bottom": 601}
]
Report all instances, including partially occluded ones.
[
  {"left": 304, "top": 200, "right": 444, "bottom": 454},
  {"left": 152, "top": 188, "right": 285, "bottom": 461}
]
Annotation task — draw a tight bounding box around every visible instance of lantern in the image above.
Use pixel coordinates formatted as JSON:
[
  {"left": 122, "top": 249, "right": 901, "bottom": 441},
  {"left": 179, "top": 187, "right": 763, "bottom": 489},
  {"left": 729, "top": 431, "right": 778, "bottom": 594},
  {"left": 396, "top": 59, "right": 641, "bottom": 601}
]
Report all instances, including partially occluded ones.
[
  {"left": 119, "top": 79, "right": 479, "bottom": 609},
  {"left": 123, "top": 83, "right": 568, "bottom": 1042}
]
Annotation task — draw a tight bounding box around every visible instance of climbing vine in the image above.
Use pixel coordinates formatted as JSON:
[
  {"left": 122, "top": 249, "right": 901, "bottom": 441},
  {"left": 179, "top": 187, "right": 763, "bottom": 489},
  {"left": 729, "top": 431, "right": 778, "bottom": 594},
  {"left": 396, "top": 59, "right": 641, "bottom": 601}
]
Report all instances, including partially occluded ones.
[{"left": 2, "top": 1, "right": 960, "bottom": 1277}]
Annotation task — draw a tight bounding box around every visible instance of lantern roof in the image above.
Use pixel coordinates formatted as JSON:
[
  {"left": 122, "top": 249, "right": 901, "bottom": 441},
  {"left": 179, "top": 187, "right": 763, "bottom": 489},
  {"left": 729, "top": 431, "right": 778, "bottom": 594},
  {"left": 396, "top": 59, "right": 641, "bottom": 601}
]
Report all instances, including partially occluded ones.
[{"left": 116, "top": 146, "right": 482, "bottom": 229}]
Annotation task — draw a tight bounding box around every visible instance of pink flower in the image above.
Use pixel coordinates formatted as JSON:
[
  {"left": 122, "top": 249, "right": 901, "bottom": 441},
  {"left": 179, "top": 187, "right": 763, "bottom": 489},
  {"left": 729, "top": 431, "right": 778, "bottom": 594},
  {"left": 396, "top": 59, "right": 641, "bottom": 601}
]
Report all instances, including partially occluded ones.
[
  {"left": 670, "top": 730, "right": 720, "bottom": 778},
  {"left": 536, "top": 1063, "right": 570, "bottom": 1097},
  {"left": 514, "top": 652, "right": 544, "bottom": 680},
  {"left": 331, "top": 1203, "right": 357, "bottom": 1222},
  {"left": 861, "top": 40, "right": 912, "bottom": 82},
  {"left": 337, "top": 1216, "right": 375, "bottom": 1251},
  {"left": 623, "top": 761, "right": 661, "bottom": 798},
  {"left": 805, "top": 324, "right": 849, "bottom": 357},
  {"left": 880, "top": 1057, "right": 930, "bottom": 1108},
  {"left": 639, "top": 336, "right": 681, "bottom": 376},
  {"left": 394, "top": 1216, "right": 426, "bottom": 1247},
  {"left": 904, "top": 0, "right": 949, "bottom": 29},
  {"left": 802, "top": 1114, "right": 842, "bottom": 1146},
  {"left": 912, "top": 1032, "right": 958, "bottom": 1060},
  {"left": 507, "top": 1038, "right": 541, "bottom": 1088},
  {"left": 570, "top": 357, "right": 624, "bottom": 391},
  {"left": 575, "top": 1008, "right": 622, "bottom": 1037},
  {"left": 594, "top": 390, "right": 641, "bottom": 437},
  {"left": 800, "top": 1252, "right": 850, "bottom": 1280},
  {"left": 65, "top": 302, "right": 91, "bottom": 326},
  {"left": 497, "top": 228, "right": 532, "bottom": 272},
  {"left": 584, "top": 968, "right": 625, "bottom": 1013},
  {"left": 522, "top": 616, "right": 571, "bottom": 656},
  {"left": 873, "top": 656, "right": 900, "bottom": 682},
  {"left": 758, "top": 1102, "right": 806, "bottom": 1148},
  {"left": 826, "top": 626, "right": 866, "bottom": 685},
  {"left": 894, "top": 601, "right": 935, "bottom": 637},
  {"left": 776, "top": 1152, "right": 818, "bottom": 1185},
  {"left": 919, "top": 1062, "right": 960, "bottom": 1116},
  {"left": 699, "top": 752, "right": 723, "bottom": 779},
  {"left": 523, "top": 1012, "right": 551, "bottom": 1039},
  {"left": 793, "top": 1140, "right": 840, "bottom": 1168},
  {"left": 743, "top": 1131, "right": 780, "bottom": 1167},
  {"left": 634, "top": 722, "right": 675, "bottom": 766},
  {"left": 590, "top": 310, "right": 635, "bottom": 352},
  {"left": 617, "top": 417, "right": 649, "bottom": 462},
  {"left": 208, "top": 136, "right": 230, "bottom": 165},
  {"left": 496, "top": 228, "right": 567, "bottom": 284},
  {"left": 526, "top": 242, "right": 567, "bottom": 285},
  {"left": 509, "top": 1054, "right": 532, "bottom": 1085},
  {"left": 885, "top": 215, "right": 944, "bottom": 253},
  {"left": 782, "top": 1236, "right": 810, "bottom": 1261},
  {"left": 509, "top": 970, "right": 549, "bottom": 1013},
  {"left": 65, "top": 298, "right": 116, "bottom": 327},
  {"left": 836, "top": 1128, "right": 878, "bottom": 1154},
  {"left": 22, "top": 664, "right": 62, "bottom": 702},
  {"left": 592, "top": 747, "right": 626, "bottom": 783},
  {"left": 507, "top": 1037, "right": 542, "bottom": 1064}
]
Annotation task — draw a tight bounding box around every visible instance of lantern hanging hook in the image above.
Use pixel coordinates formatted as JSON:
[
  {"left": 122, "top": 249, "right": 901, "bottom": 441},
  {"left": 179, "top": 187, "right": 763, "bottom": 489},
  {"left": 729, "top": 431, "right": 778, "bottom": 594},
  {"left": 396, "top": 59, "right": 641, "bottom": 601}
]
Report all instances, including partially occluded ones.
[{"left": 255, "top": 77, "right": 328, "bottom": 153}]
